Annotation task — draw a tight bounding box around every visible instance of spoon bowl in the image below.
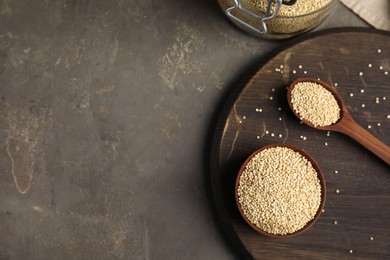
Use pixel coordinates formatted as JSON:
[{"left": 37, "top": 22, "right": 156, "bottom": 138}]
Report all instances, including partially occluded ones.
[{"left": 287, "top": 78, "right": 390, "bottom": 165}]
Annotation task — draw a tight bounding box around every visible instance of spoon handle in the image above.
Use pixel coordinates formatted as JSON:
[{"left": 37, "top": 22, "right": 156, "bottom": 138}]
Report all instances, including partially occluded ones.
[{"left": 335, "top": 115, "right": 390, "bottom": 165}]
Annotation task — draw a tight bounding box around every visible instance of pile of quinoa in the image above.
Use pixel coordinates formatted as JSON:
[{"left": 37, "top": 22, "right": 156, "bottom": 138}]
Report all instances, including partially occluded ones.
[
  {"left": 291, "top": 81, "right": 341, "bottom": 127},
  {"left": 247, "top": 0, "right": 332, "bottom": 16},
  {"left": 237, "top": 146, "right": 322, "bottom": 235}
]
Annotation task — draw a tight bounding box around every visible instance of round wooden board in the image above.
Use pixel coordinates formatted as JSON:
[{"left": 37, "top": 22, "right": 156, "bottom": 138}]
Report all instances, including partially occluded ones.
[{"left": 210, "top": 28, "right": 390, "bottom": 259}]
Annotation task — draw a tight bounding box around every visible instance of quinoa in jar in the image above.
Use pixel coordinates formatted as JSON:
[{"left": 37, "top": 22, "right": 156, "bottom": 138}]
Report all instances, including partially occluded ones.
[{"left": 217, "top": 0, "right": 338, "bottom": 39}]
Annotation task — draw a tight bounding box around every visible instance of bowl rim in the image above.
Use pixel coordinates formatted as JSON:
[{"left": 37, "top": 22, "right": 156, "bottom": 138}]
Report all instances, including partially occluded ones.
[{"left": 235, "top": 143, "right": 326, "bottom": 238}]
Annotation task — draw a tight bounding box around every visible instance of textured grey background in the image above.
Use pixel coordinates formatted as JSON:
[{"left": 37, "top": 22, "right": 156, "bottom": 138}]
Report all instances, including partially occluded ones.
[{"left": 0, "top": 1, "right": 367, "bottom": 259}]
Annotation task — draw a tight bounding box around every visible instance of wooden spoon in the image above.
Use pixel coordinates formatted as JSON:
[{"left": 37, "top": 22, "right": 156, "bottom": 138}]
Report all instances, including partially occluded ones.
[{"left": 287, "top": 78, "right": 390, "bottom": 165}]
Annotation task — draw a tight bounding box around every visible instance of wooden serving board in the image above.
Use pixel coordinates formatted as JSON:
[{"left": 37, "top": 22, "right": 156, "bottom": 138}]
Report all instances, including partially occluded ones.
[{"left": 210, "top": 28, "right": 390, "bottom": 259}]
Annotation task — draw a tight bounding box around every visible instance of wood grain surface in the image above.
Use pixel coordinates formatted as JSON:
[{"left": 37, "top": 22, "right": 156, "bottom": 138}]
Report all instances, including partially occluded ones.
[{"left": 210, "top": 28, "right": 390, "bottom": 259}]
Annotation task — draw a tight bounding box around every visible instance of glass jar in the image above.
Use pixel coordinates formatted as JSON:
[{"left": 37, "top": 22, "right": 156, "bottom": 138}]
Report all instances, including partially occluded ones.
[{"left": 217, "top": 0, "right": 338, "bottom": 39}]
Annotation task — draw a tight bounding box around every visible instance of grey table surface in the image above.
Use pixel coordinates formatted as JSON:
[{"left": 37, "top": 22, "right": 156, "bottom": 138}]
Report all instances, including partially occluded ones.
[{"left": 0, "top": 1, "right": 368, "bottom": 259}]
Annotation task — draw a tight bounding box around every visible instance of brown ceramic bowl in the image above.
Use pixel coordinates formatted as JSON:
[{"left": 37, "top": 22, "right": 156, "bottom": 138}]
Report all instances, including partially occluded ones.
[{"left": 235, "top": 144, "right": 326, "bottom": 238}]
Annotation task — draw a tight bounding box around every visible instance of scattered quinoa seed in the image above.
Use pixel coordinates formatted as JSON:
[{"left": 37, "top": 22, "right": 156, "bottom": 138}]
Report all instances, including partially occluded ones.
[
  {"left": 349, "top": 249, "right": 353, "bottom": 254},
  {"left": 291, "top": 82, "right": 340, "bottom": 127},
  {"left": 237, "top": 146, "right": 322, "bottom": 235},
  {"left": 361, "top": 104, "right": 366, "bottom": 108},
  {"left": 335, "top": 189, "right": 340, "bottom": 194},
  {"left": 370, "top": 236, "right": 374, "bottom": 241},
  {"left": 359, "top": 72, "right": 363, "bottom": 76},
  {"left": 360, "top": 89, "right": 365, "bottom": 93},
  {"left": 333, "top": 220, "right": 338, "bottom": 225},
  {"left": 368, "top": 63, "right": 372, "bottom": 68},
  {"left": 378, "top": 49, "right": 382, "bottom": 53},
  {"left": 334, "top": 170, "right": 338, "bottom": 174},
  {"left": 350, "top": 93, "right": 354, "bottom": 97}
]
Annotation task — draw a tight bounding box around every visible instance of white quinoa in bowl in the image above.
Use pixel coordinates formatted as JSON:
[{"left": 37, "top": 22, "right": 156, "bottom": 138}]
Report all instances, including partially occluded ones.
[{"left": 236, "top": 145, "right": 325, "bottom": 236}]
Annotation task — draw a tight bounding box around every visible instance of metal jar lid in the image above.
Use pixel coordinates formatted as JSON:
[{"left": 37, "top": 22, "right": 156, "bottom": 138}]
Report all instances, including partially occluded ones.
[{"left": 225, "top": 0, "right": 297, "bottom": 35}]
